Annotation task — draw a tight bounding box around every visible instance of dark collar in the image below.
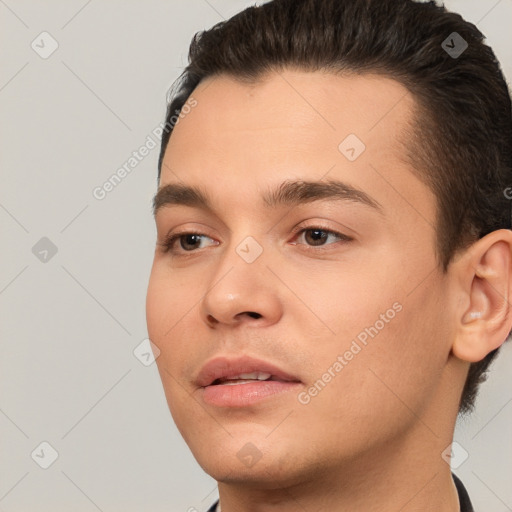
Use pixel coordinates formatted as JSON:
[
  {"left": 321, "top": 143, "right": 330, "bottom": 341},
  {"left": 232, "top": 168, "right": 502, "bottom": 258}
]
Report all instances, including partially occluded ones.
[
  {"left": 207, "top": 473, "right": 474, "bottom": 512},
  {"left": 452, "top": 472, "right": 475, "bottom": 512},
  {"left": 206, "top": 500, "right": 218, "bottom": 512}
]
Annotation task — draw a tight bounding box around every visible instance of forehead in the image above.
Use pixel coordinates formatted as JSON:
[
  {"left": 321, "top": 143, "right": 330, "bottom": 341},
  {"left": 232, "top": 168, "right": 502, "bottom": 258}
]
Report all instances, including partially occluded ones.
[
  {"left": 163, "top": 70, "right": 415, "bottom": 175},
  {"left": 166, "top": 69, "right": 415, "bottom": 157},
  {"left": 159, "top": 69, "right": 433, "bottom": 227}
]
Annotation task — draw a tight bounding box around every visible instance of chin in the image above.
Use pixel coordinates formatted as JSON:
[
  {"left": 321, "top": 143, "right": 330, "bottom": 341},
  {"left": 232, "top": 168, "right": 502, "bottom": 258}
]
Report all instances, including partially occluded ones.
[
  {"left": 201, "top": 460, "right": 300, "bottom": 490},
  {"left": 193, "top": 437, "right": 311, "bottom": 489}
]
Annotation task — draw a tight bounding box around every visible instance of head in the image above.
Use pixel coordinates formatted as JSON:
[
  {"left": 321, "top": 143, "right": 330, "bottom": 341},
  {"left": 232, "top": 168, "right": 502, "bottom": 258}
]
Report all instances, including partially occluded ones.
[{"left": 146, "top": 0, "right": 512, "bottom": 488}]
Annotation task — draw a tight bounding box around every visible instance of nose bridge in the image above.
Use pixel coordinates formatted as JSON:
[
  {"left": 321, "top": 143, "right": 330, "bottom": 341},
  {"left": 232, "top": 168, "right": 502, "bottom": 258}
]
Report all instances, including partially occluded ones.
[{"left": 200, "top": 231, "right": 282, "bottom": 326}]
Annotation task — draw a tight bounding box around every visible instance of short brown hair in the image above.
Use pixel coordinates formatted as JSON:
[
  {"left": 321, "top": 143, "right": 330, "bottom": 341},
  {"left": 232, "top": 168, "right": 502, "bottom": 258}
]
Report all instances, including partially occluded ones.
[{"left": 157, "top": 0, "right": 512, "bottom": 415}]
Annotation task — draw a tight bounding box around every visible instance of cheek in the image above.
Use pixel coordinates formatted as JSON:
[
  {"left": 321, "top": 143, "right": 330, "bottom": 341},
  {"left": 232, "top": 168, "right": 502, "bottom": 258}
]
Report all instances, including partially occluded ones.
[
  {"left": 146, "top": 263, "right": 195, "bottom": 337},
  {"left": 287, "top": 261, "right": 403, "bottom": 347},
  {"left": 146, "top": 262, "right": 165, "bottom": 319},
  {"left": 296, "top": 263, "right": 448, "bottom": 424},
  {"left": 147, "top": 269, "right": 200, "bottom": 431},
  {"left": 295, "top": 302, "right": 444, "bottom": 451},
  {"left": 146, "top": 265, "right": 199, "bottom": 389}
]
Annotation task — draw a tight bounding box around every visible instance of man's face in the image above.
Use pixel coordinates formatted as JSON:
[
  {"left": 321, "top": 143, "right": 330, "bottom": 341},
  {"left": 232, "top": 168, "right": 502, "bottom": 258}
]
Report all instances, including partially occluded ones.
[{"left": 146, "top": 70, "right": 460, "bottom": 485}]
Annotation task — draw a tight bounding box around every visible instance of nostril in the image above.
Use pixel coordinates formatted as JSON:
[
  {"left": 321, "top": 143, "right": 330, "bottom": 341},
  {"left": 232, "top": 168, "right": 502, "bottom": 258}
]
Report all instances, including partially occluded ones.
[
  {"left": 206, "top": 314, "right": 218, "bottom": 325},
  {"left": 246, "top": 312, "right": 262, "bottom": 319}
]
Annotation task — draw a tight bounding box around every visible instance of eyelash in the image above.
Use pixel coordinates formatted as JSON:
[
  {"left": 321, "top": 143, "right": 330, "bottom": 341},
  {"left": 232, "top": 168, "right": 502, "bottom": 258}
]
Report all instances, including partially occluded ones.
[{"left": 159, "top": 224, "right": 352, "bottom": 257}]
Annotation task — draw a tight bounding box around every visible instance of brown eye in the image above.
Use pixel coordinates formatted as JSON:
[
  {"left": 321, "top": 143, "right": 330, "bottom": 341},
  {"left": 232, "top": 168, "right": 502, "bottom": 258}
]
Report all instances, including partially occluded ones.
[
  {"left": 161, "top": 232, "right": 217, "bottom": 254},
  {"left": 179, "top": 234, "right": 204, "bottom": 251},
  {"left": 303, "top": 229, "right": 330, "bottom": 246},
  {"left": 294, "top": 227, "right": 351, "bottom": 248}
]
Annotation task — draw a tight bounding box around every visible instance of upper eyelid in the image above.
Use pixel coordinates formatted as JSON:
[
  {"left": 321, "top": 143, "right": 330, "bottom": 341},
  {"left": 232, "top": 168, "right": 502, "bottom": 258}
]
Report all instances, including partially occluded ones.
[{"left": 165, "top": 224, "right": 346, "bottom": 241}]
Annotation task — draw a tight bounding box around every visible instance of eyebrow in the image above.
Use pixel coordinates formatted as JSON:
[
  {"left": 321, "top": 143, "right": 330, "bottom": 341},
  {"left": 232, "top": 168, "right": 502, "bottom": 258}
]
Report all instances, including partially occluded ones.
[{"left": 152, "top": 179, "right": 384, "bottom": 217}]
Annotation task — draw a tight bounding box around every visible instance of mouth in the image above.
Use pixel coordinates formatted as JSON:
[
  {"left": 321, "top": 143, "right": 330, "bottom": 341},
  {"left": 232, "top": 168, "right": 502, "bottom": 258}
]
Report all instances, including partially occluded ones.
[
  {"left": 211, "top": 371, "right": 296, "bottom": 386},
  {"left": 196, "top": 356, "right": 302, "bottom": 407}
]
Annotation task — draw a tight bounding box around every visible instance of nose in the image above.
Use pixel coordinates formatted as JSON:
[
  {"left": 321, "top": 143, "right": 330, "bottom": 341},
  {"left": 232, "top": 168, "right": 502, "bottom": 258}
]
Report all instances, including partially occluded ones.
[{"left": 200, "top": 246, "right": 283, "bottom": 329}]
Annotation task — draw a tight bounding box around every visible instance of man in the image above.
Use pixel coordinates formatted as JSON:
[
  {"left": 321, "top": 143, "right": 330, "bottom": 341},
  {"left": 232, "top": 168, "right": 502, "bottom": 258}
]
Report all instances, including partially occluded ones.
[{"left": 146, "top": 0, "right": 512, "bottom": 510}]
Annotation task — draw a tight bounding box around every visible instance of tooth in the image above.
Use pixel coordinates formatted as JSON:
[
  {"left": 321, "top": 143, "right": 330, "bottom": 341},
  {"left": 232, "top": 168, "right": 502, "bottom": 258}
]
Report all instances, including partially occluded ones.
[
  {"left": 235, "top": 372, "right": 272, "bottom": 380},
  {"left": 222, "top": 380, "right": 256, "bottom": 386},
  {"left": 218, "top": 372, "right": 273, "bottom": 384}
]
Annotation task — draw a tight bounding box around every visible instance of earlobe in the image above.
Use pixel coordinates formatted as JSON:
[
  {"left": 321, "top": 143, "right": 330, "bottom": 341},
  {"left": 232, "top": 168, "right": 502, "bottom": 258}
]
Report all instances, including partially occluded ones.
[{"left": 451, "top": 229, "right": 512, "bottom": 363}]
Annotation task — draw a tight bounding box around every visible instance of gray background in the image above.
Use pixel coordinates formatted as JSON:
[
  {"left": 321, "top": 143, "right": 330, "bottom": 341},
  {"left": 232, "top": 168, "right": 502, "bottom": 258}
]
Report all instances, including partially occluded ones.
[{"left": 0, "top": 1, "right": 511, "bottom": 511}]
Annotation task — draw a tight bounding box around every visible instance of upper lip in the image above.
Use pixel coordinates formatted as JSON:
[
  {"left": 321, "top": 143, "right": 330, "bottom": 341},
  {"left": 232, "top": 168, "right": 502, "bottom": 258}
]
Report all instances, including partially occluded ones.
[{"left": 195, "top": 355, "right": 302, "bottom": 387}]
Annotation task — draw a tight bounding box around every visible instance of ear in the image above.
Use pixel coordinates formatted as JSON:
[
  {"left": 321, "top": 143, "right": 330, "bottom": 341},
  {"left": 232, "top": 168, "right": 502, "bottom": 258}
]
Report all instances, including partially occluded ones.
[{"left": 451, "top": 229, "right": 512, "bottom": 363}]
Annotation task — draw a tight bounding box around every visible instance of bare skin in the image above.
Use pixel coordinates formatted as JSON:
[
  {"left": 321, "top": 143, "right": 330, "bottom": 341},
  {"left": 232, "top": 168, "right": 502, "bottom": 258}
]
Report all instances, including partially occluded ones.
[{"left": 146, "top": 70, "right": 512, "bottom": 512}]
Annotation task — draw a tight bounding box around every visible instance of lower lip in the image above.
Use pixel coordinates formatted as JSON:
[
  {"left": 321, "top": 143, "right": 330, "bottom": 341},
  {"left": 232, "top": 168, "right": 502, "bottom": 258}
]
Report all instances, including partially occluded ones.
[{"left": 201, "top": 380, "right": 302, "bottom": 407}]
